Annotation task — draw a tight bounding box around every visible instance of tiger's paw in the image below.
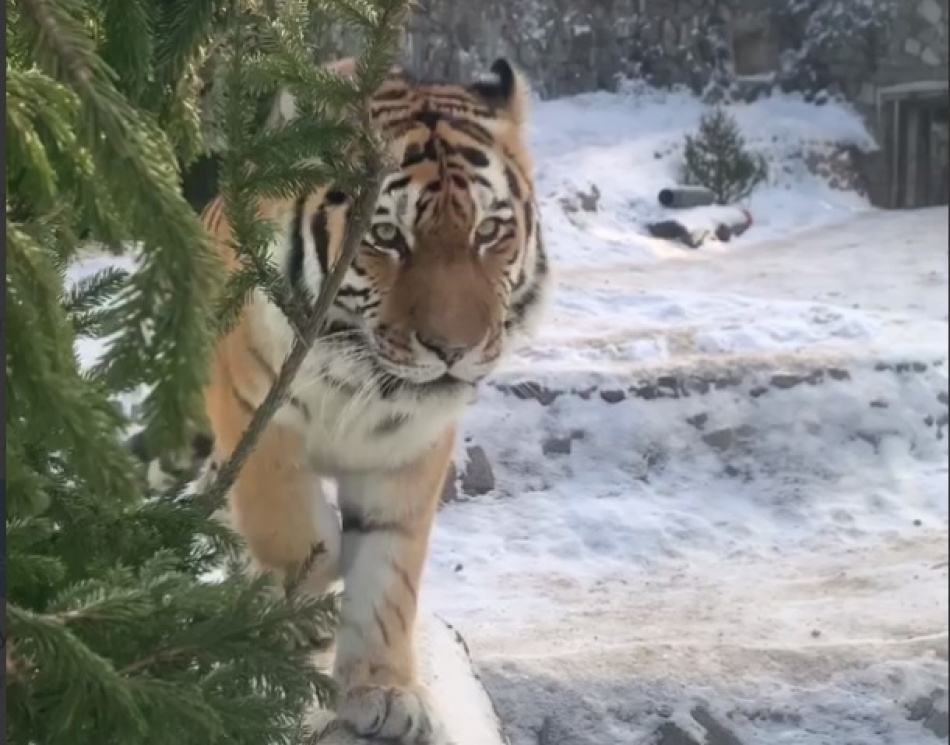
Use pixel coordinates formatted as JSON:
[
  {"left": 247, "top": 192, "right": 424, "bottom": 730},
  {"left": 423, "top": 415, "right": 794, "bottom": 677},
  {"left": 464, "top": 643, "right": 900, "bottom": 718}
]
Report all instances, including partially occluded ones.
[{"left": 338, "top": 683, "right": 446, "bottom": 744}]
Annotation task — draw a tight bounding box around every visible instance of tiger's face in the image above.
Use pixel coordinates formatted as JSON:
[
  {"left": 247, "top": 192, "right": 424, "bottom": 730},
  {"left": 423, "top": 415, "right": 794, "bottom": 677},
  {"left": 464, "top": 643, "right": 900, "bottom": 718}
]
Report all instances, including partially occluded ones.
[{"left": 283, "top": 59, "right": 550, "bottom": 396}]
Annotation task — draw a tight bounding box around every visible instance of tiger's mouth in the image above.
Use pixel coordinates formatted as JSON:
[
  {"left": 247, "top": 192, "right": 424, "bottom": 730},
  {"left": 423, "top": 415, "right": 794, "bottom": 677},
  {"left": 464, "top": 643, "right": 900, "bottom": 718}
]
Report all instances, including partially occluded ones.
[{"left": 317, "top": 320, "right": 481, "bottom": 398}]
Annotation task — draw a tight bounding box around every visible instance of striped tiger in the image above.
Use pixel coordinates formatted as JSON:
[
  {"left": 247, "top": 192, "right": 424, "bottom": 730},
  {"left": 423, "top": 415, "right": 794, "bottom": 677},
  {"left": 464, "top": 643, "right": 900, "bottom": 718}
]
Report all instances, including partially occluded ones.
[{"left": 201, "top": 57, "right": 551, "bottom": 741}]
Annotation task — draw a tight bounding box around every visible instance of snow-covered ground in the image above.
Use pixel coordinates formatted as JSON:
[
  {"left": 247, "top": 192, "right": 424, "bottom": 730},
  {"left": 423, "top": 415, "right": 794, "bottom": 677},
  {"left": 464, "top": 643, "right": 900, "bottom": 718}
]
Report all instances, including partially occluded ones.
[
  {"left": 415, "top": 90, "right": 949, "bottom": 745},
  {"left": 70, "top": 87, "right": 949, "bottom": 744}
]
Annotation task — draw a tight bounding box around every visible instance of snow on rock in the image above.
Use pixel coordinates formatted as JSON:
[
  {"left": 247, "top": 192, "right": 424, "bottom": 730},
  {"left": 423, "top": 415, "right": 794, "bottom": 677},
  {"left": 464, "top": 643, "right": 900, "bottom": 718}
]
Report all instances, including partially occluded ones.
[{"left": 306, "top": 614, "right": 509, "bottom": 745}]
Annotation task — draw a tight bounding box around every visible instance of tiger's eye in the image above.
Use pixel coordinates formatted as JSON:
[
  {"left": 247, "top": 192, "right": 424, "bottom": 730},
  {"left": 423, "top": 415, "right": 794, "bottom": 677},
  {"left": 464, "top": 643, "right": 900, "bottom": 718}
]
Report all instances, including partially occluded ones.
[
  {"left": 475, "top": 218, "right": 499, "bottom": 239},
  {"left": 371, "top": 223, "right": 399, "bottom": 243}
]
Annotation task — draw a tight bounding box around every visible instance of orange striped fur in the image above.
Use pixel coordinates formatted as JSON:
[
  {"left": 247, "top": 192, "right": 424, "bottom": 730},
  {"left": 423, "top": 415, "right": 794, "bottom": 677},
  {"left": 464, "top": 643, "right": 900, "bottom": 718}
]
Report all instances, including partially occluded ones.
[{"left": 200, "top": 57, "right": 551, "bottom": 741}]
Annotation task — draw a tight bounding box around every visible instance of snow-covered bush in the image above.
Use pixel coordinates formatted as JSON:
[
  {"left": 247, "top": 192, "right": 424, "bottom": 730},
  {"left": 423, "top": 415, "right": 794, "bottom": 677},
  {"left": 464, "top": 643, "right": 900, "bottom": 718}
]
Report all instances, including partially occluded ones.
[{"left": 681, "top": 107, "right": 769, "bottom": 205}]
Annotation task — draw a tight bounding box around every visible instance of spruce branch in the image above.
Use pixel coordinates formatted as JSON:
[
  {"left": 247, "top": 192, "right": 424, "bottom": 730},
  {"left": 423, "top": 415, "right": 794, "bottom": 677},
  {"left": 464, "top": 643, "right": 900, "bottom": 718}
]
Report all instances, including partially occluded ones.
[
  {"left": 203, "top": 144, "right": 391, "bottom": 513},
  {"left": 202, "top": 0, "right": 410, "bottom": 514}
]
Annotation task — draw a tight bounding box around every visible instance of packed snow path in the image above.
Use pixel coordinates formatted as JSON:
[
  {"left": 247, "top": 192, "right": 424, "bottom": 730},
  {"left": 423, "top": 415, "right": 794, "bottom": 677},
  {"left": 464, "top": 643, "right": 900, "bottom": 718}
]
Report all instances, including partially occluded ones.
[{"left": 423, "top": 207, "right": 949, "bottom": 745}]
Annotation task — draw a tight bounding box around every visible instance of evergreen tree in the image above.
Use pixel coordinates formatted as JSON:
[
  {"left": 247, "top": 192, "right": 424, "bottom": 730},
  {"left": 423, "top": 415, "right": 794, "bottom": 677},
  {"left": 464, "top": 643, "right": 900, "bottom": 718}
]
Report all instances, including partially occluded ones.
[
  {"left": 6, "top": 1, "right": 410, "bottom": 743},
  {"left": 681, "top": 106, "right": 769, "bottom": 205}
]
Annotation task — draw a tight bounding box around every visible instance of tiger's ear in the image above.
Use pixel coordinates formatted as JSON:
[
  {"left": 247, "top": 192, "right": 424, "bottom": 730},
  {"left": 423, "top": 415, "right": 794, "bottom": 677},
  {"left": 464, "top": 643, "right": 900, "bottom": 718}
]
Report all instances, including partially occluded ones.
[
  {"left": 470, "top": 58, "right": 531, "bottom": 127},
  {"left": 265, "top": 59, "right": 359, "bottom": 130},
  {"left": 266, "top": 88, "right": 298, "bottom": 130}
]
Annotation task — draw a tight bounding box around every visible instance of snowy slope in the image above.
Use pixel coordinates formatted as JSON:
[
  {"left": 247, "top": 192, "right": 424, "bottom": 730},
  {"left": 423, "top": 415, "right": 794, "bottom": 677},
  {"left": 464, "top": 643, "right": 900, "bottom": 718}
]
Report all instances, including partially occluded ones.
[
  {"left": 68, "top": 87, "right": 948, "bottom": 744},
  {"left": 527, "top": 84, "right": 876, "bottom": 268}
]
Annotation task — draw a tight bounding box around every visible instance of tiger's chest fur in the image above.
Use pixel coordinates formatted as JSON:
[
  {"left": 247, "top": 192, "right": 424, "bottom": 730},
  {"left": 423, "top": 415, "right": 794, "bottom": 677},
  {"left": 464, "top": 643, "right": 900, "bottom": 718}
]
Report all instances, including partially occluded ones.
[{"left": 251, "top": 292, "right": 475, "bottom": 474}]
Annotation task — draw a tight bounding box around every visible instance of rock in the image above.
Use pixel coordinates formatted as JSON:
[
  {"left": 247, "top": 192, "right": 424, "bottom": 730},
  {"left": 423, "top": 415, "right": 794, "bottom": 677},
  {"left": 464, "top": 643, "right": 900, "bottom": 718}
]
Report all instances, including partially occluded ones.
[
  {"left": 691, "top": 705, "right": 745, "bottom": 745},
  {"left": 578, "top": 184, "right": 601, "bottom": 212},
  {"left": 559, "top": 184, "right": 600, "bottom": 214},
  {"left": 702, "top": 426, "right": 752, "bottom": 452},
  {"left": 654, "top": 706, "right": 746, "bottom": 745},
  {"left": 918, "top": 0, "right": 944, "bottom": 26},
  {"left": 307, "top": 614, "right": 510, "bottom": 745},
  {"left": 925, "top": 708, "right": 950, "bottom": 738},
  {"left": 770, "top": 371, "right": 822, "bottom": 390},
  {"left": 655, "top": 721, "right": 703, "bottom": 745},
  {"left": 687, "top": 413, "right": 709, "bottom": 430},
  {"left": 542, "top": 435, "right": 573, "bottom": 456},
  {"left": 460, "top": 446, "right": 495, "bottom": 496},
  {"left": 922, "top": 47, "right": 942, "bottom": 66},
  {"left": 496, "top": 381, "right": 560, "bottom": 406},
  {"left": 909, "top": 695, "right": 936, "bottom": 721},
  {"left": 599, "top": 389, "right": 626, "bottom": 404}
]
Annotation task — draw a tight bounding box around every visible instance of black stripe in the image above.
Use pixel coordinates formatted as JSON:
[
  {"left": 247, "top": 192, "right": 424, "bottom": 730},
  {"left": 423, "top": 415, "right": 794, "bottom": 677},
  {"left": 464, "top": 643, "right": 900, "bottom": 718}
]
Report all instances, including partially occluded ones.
[
  {"left": 459, "top": 146, "right": 490, "bottom": 168},
  {"left": 374, "top": 413, "right": 411, "bottom": 436},
  {"left": 446, "top": 118, "right": 495, "bottom": 147},
  {"left": 326, "top": 377, "right": 358, "bottom": 395},
  {"left": 401, "top": 144, "right": 428, "bottom": 168},
  {"left": 504, "top": 148, "right": 529, "bottom": 185},
  {"left": 507, "top": 236, "right": 548, "bottom": 328},
  {"left": 232, "top": 384, "right": 257, "bottom": 415},
  {"left": 288, "top": 194, "right": 307, "bottom": 295},
  {"left": 385, "top": 175, "right": 413, "bottom": 194},
  {"left": 287, "top": 395, "right": 311, "bottom": 422},
  {"left": 504, "top": 166, "right": 522, "bottom": 199},
  {"left": 335, "top": 285, "right": 371, "bottom": 299},
  {"left": 416, "top": 110, "right": 440, "bottom": 130},
  {"left": 373, "top": 86, "right": 409, "bottom": 103},
  {"left": 340, "top": 509, "right": 409, "bottom": 535},
  {"left": 371, "top": 103, "right": 414, "bottom": 118},
  {"left": 386, "top": 597, "right": 408, "bottom": 633},
  {"left": 310, "top": 206, "right": 330, "bottom": 276},
  {"left": 325, "top": 189, "right": 347, "bottom": 205},
  {"left": 249, "top": 345, "right": 278, "bottom": 382},
  {"left": 374, "top": 609, "right": 391, "bottom": 647},
  {"left": 469, "top": 173, "right": 493, "bottom": 189},
  {"left": 246, "top": 347, "right": 310, "bottom": 420}
]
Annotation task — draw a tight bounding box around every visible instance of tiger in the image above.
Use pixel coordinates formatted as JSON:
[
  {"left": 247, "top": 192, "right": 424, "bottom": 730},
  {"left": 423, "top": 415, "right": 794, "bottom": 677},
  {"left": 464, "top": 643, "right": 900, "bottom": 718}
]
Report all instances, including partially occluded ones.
[{"left": 198, "top": 56, "right": 551, "bottom": 741}]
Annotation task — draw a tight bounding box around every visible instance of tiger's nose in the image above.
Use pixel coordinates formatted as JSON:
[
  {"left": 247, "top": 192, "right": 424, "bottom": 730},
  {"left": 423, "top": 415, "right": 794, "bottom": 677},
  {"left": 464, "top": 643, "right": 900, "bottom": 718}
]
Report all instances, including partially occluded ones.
[{"left": 416, "top": 333, "right": 469, "bottom": 366}]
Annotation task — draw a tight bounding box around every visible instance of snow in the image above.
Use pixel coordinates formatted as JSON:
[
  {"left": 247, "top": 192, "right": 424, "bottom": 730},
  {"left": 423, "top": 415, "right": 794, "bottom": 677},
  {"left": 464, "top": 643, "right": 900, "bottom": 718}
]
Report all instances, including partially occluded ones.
[
  {"left": 69, "top": 86, "right": 948, "bottom": 744},
  {"left": 527, "top": 83, "right": 876, "bottom": 268},
  {"left": 307, "top": 614, "right": 507, "bottom": 745},
  {"left": 417, "top": 90, "right": 949, "bottom": 744}
]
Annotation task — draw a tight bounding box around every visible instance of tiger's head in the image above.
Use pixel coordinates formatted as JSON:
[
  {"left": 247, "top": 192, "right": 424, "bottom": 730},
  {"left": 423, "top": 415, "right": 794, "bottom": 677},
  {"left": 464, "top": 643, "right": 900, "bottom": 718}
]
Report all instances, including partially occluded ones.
[{"left": 275, "top": 58, "right": 551, "bottom": 397}]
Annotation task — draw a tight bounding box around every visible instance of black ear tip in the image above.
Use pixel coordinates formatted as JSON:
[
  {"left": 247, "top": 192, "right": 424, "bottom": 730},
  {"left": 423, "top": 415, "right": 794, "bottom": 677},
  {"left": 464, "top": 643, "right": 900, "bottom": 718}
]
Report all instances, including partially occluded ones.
[
  {"left": 469, "top": 58, "right": 521, "bottom": 106},
  {"left": 191, "top": 432, "right": 214, "bottom": 460},
  {"left": 489, "top": 58, "right": 516, "bottom": 99}
]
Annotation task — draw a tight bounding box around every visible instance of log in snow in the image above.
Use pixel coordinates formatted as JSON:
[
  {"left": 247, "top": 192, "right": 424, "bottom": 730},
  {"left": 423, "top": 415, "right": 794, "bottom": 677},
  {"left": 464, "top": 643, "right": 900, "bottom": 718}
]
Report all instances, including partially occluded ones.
[
  {"left": 657, "top": 185, "right": 717, "bottom": 208},
  {"left": 307, "top": 613, "right": 509, "bottom": 745}
]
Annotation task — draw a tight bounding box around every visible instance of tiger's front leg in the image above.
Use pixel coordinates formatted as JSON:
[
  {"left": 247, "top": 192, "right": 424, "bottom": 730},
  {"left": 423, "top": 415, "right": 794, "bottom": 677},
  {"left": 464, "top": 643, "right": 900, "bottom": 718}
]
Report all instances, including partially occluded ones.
[{"left": 332, "top": 429, "right": 455, "bottom": 743}]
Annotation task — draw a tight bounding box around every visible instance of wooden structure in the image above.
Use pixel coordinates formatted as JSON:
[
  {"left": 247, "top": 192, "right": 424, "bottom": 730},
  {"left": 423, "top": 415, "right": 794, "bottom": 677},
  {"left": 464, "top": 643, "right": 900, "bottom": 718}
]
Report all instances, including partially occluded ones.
[{"left": 877, "top": 81, "right": 949, "bottom": 209}]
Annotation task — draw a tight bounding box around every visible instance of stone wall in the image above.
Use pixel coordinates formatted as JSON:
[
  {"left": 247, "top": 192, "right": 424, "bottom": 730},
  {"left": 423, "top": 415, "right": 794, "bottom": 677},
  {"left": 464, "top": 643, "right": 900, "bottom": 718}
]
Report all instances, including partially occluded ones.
[
  {"left": 380, "top": 0, "right": 948, "bottom": 105},
  {"left": 835, "top": 0, "right": 949, "bottom": 113},
  {"left": 319, "top": 0, "right": 751, "bottom": 99}
]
